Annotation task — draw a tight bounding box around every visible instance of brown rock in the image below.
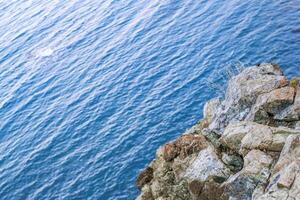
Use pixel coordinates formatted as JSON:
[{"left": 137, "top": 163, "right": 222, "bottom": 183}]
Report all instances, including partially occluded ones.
[
  {"left": 273, "top": 135, "right": 300, "bottom": 174},
  {"left": 138, "top": 185, "right": 154, "bottom": 200},
  {"left": 162, "top": 134, "right": 208, "bottom": 161},
  {"left": 199, "top": 179, "right": 227, "bottom": 200},
  {"left": 249, "top": 86, "right": 295, "bottom": 124},
  {"left": 294, "top": 87, "right": 300, "bottom": 113},
  {"left": 175, "top": 134, "right": 208, "bottom": 159},
  {"left": 277, "top": 162, "right": 298, "bottom": 189},
  {"left": 188, "top": 180, "right": 204, "bottom": 198},
  {"left": 162, "top": 143, "right": 178, "bottom": 161},
  {"left": 137, "top": 167, "right": 154, "bottom": 190},
  {"left": 279, "top": 78, "right": 289, "bottom": 87}
]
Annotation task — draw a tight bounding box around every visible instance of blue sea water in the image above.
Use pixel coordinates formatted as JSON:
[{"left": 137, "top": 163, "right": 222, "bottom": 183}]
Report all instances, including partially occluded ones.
[{"left": 0, "top": 0, "right": 299, "bottom": 199}]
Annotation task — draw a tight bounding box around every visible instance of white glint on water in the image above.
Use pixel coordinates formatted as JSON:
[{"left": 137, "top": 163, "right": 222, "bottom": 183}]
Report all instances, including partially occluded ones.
[{"left": 34, "top": 48, "right": 54, "bottom": 58}]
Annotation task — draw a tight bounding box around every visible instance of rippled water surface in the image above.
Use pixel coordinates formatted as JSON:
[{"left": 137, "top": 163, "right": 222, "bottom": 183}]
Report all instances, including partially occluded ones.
[{"left": 0, "top": 0, "right": 299, "bottom": 199}]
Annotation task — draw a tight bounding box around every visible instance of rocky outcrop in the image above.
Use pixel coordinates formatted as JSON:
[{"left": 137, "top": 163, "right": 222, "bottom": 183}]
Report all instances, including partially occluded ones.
[{"left": 136, "top": 64, "right": 300, "bottom": 200}]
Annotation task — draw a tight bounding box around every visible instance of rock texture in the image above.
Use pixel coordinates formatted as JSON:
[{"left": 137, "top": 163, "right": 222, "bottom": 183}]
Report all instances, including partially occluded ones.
[{"left": 136, "top": 64, "right": 300, "bottom": 200}]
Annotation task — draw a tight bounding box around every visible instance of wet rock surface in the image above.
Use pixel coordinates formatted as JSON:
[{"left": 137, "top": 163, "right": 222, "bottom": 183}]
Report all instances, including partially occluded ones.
[{"left": 136, "top": 64, "right": 300, "bottom": 200}]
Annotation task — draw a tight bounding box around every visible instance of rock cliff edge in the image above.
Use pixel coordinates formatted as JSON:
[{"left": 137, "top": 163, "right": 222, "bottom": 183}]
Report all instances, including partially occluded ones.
[{"left": 136, "top": 63, "right": 300, "bottom": 200}]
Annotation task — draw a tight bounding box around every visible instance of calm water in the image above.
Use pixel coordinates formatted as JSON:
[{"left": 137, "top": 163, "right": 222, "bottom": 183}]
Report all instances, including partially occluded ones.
[{"left": 0, "top": 0, "right": 299, "bottom": 199}]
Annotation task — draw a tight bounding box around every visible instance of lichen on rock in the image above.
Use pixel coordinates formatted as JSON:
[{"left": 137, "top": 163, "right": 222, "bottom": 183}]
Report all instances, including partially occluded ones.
[{"left": 136, "top": 64, "right": 300, "bottom": 200}]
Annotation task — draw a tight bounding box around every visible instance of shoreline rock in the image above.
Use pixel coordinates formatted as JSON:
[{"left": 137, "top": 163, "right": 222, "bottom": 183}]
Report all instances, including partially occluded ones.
[{"left": 136, "top": 63, "right": 300, "bottom": 200}]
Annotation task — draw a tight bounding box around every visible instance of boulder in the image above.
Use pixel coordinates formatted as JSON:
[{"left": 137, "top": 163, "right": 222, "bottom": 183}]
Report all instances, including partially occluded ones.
[
  {"left": 248, "top": 86, "right": 295, "bottom": 124},
  {"left": 184, "top": 147, "right": 231, "bottom": 200},
  {"left": 254, "top": 135, "right": 300, "bottom": 199},
  {"left": 209, "top": 63, "right": 288, "bottom": 134},
  {"left": 273, "top": 135, "right": 300, "bottom": 174},
  {"left": 220, "top": 121, "right": 300, "bottom": 155},
  {"left": 222, "top": 150, "right": 273, "bottom": 200},
  {"left": 219, "top": 121, "right": 252, "bottom": 152},
  {"left": 276, "top": 162, "right": 298, "bottom": 189},
  {"left": 203, "top": 98, "right": 221, "bottom": 124},
  {"left": 221, "top": 152, "right": 243, "bottom": 172},
  {"left": 137, "top": 167, "right": 154, "bottom": 190},
  {"left": 161, "top": 134, "right": 208, "bottom": 161},
  {"left": 201, "top": 128, "right": 221, "bottom": 148},
  {"left": 239, "top": 123, "right": 273, "bottom": 155},
  {"left": 184, "top": 147, "right": 231, "bottom": 183}
]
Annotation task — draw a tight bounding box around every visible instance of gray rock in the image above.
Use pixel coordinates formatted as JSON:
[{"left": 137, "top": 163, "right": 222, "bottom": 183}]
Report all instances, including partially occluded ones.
[
  {"left": 271, "top": 126, "right": 300, "bottom": 135},
  {"left": 277, "top": 162, "right": 298, "bottom": 189},
  {"left": 254, "top": 135, "right": 300, "bottom": 200},
  {"left": 248, "top": 86, "right": 295, "bottom": 124},
  {"left": 184, "top": 147, "right": 231, "bottom": 182},
  {"left": 221, "top": 153, "right": 243, "bottom": 172},
  {"left": 203, "top": 98, "right": 221, "bottom": 124},
  {"left": 219, "top": 121, "right": 253, "bottom": 152},
  {"left": 239, "top": 123, "right": 273, "bottom": 155},
  {"left": 294, "top": 87, "right": 300, "bottom": 114},
  {"left": 202, "top": 128, "right": 221, "bottom": 147},
  {"left": 296, "top": 121, "right": 300, "bottom": 130},
  {"left": 223, "top": 150, "right": 273, "bottom": 200},
  {"left": 209, "top": 64, "right": 288, "bottom": 134},
  {"left": 220, "top": 121, "right": 300, "bottom": 156},
  {"left": 273, "top": 135, "right": 300, "bottom": 174},
  {"left": 274, "top": 105, "right": 299, "bottom": 121}
]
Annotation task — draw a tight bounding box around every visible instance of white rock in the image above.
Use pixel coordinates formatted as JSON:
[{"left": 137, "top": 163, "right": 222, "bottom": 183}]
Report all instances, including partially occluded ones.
[
  {"left": 203, "top": 98, "right": 221, "bottom": 124},
  {"left": 184, "top": 147, "right": 230, "bottom": 182},
  {"left": 209, "top": 64, "right": 288, "bottom": 134}
]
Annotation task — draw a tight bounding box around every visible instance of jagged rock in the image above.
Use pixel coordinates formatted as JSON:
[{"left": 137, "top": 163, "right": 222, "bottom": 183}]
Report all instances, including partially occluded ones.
[
  {"left": 187, "top": 174, "right": 228, "bottom": 200},
  {"left": 170, "top": 180, "right": 192, "bottom": 200},
  {"left": 137, "top": 184, "right": 154, "bottom": 200},
  {"left": 248, "top": 86, "right": 295, "bottom": 124},
  {"left": 150, "top": 180, "right": 168, "bottom": 199},
  {"left": 175, "top": 134, "right": 208, "bottom": 159},
  {"left": 136, "top": 64, "right": 300, "bottom": 200},
  {"left": 202, "top": 128, "right": 221, "bottom": 148},
  {"left": 239, "top": 123, "right": 273, "bottom": 155},
  {"left": 220, "top": 121, "right": 300, "bottom": 156},
  {"left": 162, "top": 143, "right": 178, "bottom": 161},
  {"left": 219, "top": 121, "right": 252, "bottom": 152},
  {"left": 197, "top": 179, "right": 227, "bottom": 200},
  {"left": 221, "top": 153, "right": 243, "bottom": 172},
  {"left": 274, "top": 105, "right": 299, "bottom": 122},
  {"left": 137, "top": 167, "right": 154, "bottom": 189},
  {"left": 184, "top": 147, "right": 231, "bottom": 183},
  {"left": 243, "top": 150, "right": 273, "bottom": 179},
  {"left": 161, "top": 134, "right": 208, "bottom": 161},
  {"left": 295, "top": 87, "right": 300, "bottom": 110},
  {"left": 296, "top": 121, "right": 300, "bottom": 130},
  {"left": 254, "top": 135, "right": 300, "bottom": 200},
  {"left": 273, "top": 135, "right": 300, "bottom": 174},
  {"left": 209, "top": 63, "right": 288, "bottom": 134},
  {"left": 223, "top": 150, "right": 273, "bottom": 200},
  {"left": 172, "top": 154, "right": 197, "bottom": 180},
  {"left": 277, "top": 162, "right": 298, "bottom": 189},
  {"left": 203, "top": 98, "right": 221, "bottom": 124}
]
